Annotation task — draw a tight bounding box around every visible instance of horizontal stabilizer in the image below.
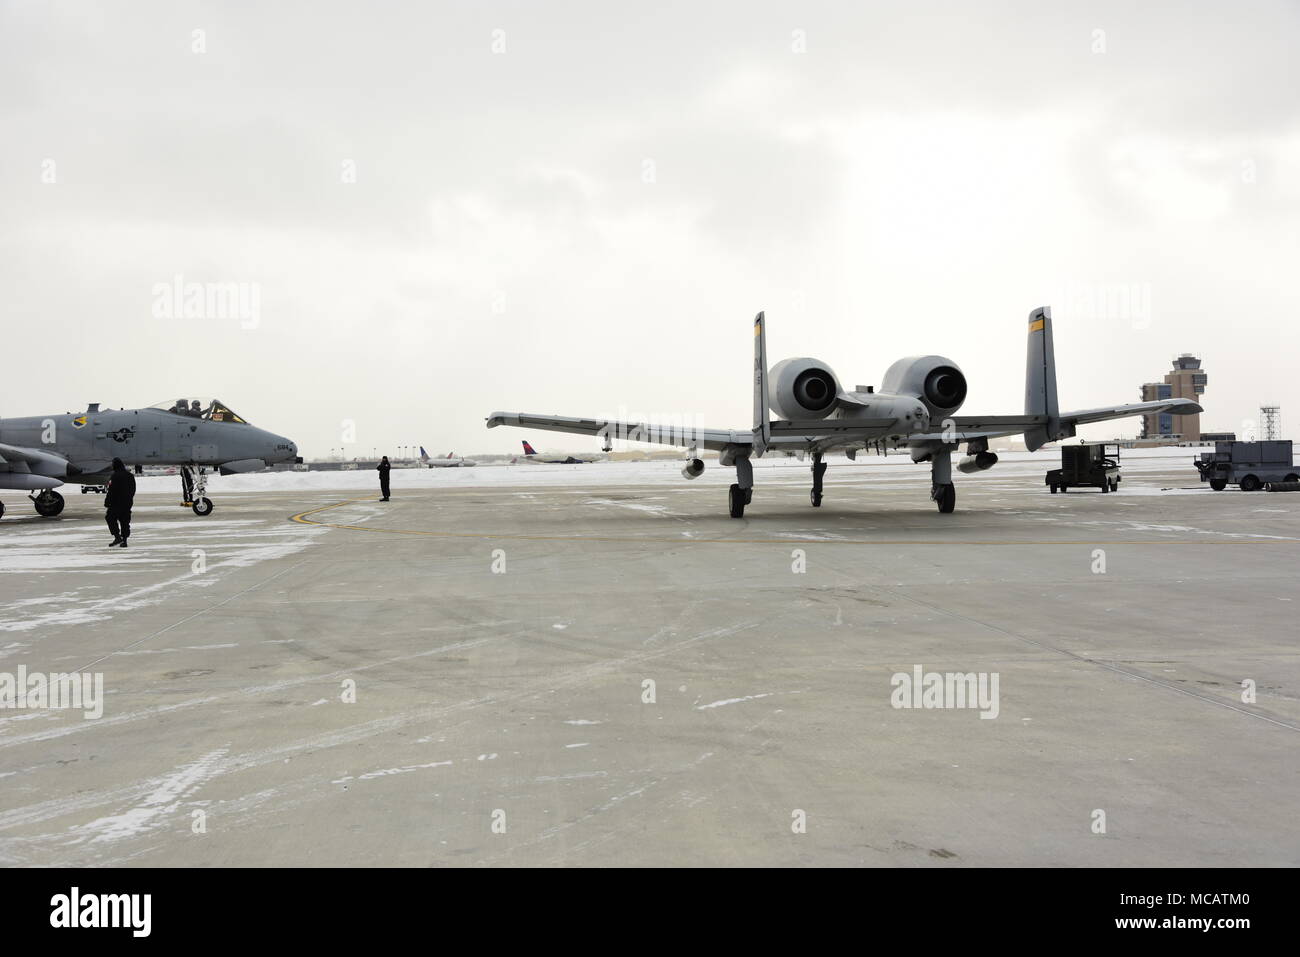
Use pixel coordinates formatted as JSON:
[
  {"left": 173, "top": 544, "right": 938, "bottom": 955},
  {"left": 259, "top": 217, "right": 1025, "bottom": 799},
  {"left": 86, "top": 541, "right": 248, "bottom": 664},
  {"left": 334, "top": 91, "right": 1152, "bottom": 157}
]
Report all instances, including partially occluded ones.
[{"left": 1061, "top": 397, "right": 1202, "bottom": 427}]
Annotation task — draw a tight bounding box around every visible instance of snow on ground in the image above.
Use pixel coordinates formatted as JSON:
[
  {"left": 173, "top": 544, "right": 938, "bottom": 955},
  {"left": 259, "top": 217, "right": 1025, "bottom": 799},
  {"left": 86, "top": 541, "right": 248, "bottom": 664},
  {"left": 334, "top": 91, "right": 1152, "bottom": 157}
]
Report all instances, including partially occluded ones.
[
  {"left": 0, "top": 517, "right": 328, "bottom": 639},
  {"left": 117, "top": 445, "right": 1217, "bottom": 496}
]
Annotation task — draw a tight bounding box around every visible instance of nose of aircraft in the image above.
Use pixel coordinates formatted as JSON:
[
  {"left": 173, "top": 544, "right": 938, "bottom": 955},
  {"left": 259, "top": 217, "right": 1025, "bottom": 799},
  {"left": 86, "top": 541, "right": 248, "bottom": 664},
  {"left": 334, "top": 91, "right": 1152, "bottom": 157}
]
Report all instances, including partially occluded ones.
[{"left": 264, "top": 431, "right": 299, "bottom": 463}]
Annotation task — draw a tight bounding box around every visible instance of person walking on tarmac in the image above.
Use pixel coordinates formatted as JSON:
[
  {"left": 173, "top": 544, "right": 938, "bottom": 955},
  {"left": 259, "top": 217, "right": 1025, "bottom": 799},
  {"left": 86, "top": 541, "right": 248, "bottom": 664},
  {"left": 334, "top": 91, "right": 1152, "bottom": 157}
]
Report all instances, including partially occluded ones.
[
  {"left": 105, "top": 457, "right": 136, "bottom": 547},
  {"left": 377, "top": 455, "right": 391, "bottom": 501}
]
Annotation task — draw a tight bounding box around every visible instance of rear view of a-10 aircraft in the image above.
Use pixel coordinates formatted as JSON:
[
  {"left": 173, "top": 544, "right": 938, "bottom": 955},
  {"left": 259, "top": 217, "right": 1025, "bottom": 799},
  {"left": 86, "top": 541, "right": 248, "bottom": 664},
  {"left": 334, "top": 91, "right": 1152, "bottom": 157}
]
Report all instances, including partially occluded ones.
[{"left": 487, "top": 306, "right": 1202, "bottom": 517}]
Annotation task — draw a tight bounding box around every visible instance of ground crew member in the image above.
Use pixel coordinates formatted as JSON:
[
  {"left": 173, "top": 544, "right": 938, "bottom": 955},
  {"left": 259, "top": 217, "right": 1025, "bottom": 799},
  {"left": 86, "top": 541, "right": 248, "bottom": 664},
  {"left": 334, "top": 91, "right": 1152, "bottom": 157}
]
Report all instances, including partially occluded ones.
[
  {"left": 378, "top": 455, "right": 391, "bottom": 501},
  {"left": 105, "top": 457, "right": 136, "bottom": 547}
]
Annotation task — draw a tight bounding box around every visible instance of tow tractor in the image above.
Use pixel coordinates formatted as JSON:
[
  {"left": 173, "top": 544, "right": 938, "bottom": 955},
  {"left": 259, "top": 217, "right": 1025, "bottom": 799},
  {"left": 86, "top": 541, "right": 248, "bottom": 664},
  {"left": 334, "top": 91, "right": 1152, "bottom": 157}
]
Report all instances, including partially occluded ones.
[
  {"left": 1194, "top": 440, "right": 1296, "bottom": 491},
  {"left": 1046, "top": 442, "right": 1121, "bottom": 494}
]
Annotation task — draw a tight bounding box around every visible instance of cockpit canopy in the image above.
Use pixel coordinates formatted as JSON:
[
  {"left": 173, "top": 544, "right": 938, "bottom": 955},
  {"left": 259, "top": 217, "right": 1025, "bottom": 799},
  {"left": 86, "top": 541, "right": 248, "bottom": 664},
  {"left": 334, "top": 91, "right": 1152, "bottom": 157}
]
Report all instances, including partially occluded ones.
[{"left": 149, "top": 398, "right": 248, "bottom": 424}]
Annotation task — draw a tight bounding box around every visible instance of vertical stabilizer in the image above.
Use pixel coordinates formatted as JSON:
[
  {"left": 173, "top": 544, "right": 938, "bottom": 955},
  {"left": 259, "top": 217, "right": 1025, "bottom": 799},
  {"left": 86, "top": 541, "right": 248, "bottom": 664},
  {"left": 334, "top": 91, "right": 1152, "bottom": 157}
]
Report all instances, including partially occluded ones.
[
  {"left": 753, "top": 311, "right": 771, "bottom": 456},
  {"left": 1023, "top": 306, "right": 1060, "bottom": 451}
]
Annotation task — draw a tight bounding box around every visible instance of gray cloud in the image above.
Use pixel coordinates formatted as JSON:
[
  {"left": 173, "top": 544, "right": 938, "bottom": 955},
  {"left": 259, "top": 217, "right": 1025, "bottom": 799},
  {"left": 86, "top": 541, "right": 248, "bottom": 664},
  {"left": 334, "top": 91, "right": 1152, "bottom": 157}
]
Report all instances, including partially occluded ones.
[{"left": 2, "top": 1, "right": 1297, "bottom": 454}]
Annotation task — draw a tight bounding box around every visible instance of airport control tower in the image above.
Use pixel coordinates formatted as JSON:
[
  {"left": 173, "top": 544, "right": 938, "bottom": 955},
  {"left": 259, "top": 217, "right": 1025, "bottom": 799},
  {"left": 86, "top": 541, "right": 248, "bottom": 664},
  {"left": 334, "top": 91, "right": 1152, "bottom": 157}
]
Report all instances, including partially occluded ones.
[{"left": 1140, "top": 354, "right": 1207, "bottom": 441}]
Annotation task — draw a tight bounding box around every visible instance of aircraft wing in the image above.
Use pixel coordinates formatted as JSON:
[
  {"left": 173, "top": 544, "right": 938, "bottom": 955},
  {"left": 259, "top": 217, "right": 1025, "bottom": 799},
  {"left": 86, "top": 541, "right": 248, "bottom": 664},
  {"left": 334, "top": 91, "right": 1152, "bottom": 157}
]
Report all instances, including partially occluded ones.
[
  {"left": 769, "top": 418, "right": 900, "bottom": 439},
  {"left": 485, "top": 412, "right": 910, "bottom": 452},
  {"left": 487, "top": 397, "right": 1204, "bottom": 454},
  {"left": 486, "top": 412, "right": 752, "bottom": 451}
]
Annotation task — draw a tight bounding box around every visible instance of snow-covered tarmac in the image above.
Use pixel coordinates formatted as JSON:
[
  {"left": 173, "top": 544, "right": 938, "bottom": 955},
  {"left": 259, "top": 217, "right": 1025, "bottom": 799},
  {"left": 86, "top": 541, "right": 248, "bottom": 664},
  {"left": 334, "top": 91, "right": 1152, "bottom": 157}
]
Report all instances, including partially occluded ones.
[
  {"left": 1, "top": 448, "right": 1297, "bottom": 866},
  {"left": 157, "top": 444, "right": 1213, "bottom": 491}
]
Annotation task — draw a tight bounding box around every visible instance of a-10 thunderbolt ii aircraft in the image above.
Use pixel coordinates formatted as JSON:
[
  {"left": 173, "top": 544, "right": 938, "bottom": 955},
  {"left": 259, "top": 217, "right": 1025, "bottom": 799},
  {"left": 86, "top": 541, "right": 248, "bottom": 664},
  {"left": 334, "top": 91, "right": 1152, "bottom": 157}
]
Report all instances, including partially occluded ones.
[
  {"left": 0, "top": 398, "right": 301, "bottom": 520},
  {"left": 487, "top": 307, "right": 1202, "bottom": 517}
]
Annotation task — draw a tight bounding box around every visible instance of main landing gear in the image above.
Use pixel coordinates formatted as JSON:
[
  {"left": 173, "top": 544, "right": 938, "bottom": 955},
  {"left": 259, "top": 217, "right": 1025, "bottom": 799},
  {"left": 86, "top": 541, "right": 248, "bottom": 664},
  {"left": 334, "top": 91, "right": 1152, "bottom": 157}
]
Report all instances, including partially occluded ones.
[
  {"left": 809, "top": 452, "right": 827, "bottom": 507},
  {"left": 724, "top": 449, "right": 753, "bottom": 518},
  {"left": 931, "top": 483, "right": 956, "bottom": 513},
  {"left": 929, "top": 446, "right": 956, "bottom": 514},
  {"left": 1, "top": 490, "right": 66, "bottom": 519},
  {"left": 181, "top": 466, "right": 214, "bottom": 516},
  {"left": 728, "top": 483, "right": 752, "bottom": 518},
  {"left": 32, "top": 490, "right": 65, "bottom": 517},
  {"left": 720, "top": 444, "right": 960, "bottom": 518}
]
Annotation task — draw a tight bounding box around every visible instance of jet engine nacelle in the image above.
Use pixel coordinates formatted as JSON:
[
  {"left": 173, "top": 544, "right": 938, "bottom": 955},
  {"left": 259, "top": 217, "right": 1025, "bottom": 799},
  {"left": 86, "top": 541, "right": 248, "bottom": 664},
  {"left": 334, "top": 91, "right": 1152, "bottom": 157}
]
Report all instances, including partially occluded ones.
[
  {"left": 957, "top": 451, "right": 998, "bottom": 473},
  {"left": 879, "top": 355, "right": 968, "bottom": 418},
  {"left": 768, "top": 358, "right": 841, "bottom": 420},
  {"left": 681, "top": 458, "right": 705, "bottom": 480}
]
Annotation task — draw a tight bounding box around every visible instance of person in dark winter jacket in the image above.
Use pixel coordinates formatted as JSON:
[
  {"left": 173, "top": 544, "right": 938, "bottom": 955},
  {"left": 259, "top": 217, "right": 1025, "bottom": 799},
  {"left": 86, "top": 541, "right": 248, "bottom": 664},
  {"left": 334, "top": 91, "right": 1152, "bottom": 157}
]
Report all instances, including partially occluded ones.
[
  {"left": 377, "top": 456, "right": 391, "bottom": 501},
  {"left": 104, "top": 457, "right": 136, "bottom": 547}
]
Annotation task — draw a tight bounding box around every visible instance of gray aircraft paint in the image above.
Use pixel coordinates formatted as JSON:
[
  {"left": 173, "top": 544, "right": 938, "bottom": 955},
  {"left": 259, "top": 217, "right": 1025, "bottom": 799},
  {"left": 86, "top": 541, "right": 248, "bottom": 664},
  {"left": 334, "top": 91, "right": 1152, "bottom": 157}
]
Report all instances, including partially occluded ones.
[
  {"left": 486, "top": 307, "right": 1203, "bottom": 517},
  {"left": 0, "top": 402, "right": 299, "bottom": 517}
]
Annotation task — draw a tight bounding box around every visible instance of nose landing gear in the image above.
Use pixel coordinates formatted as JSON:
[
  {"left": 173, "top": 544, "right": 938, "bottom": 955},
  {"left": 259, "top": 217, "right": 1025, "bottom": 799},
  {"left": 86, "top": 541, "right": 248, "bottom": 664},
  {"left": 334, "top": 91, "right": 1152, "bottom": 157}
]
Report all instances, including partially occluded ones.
[{"left": 181, "top": 466, "right": 214, "bottom": 516}]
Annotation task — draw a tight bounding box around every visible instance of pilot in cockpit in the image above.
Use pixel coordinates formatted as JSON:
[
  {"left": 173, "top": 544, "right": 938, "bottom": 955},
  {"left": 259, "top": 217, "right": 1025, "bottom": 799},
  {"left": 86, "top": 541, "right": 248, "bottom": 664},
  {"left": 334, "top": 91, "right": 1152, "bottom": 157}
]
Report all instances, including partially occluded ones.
[
  {"left": 189, "top": 400, "right": 204, "bottom": 418},
  {"left": 172, "top": 399, "right": 188, "bottom": 415}
]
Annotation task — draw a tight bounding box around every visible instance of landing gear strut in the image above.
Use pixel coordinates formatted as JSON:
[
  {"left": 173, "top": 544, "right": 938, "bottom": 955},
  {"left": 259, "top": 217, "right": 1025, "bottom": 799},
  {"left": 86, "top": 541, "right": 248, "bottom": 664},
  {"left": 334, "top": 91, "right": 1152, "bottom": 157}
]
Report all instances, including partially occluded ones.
[
  {"left": 930, "top": 447, "right": 956, "bottom": 514},
  {"left": 809, "top": 452, "right": 826, "bottom": 507},
  {"left": 31, "top": 489, "right": 65, "bottom": 517},
  {"left": 181, "top": 466, "right": 214, "bottom": 516},
  {"left": 725, "top": 451, "right": 753, "bottom": 518}
]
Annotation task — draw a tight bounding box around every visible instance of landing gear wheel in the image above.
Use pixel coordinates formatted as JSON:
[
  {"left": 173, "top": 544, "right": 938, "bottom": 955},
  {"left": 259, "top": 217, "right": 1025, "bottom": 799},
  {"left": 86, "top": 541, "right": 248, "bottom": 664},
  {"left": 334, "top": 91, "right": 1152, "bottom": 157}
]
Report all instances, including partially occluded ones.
[
  {"left": 1110, "top": 478, "right": 1119, "bottom": 492},
  {"left": 1209, "top": 479, "right": 1227, "bottom": 491},
  {"left": 1101, "top": 481, "right": 1110, "bottom": 493},
  {"left": 1240, "top": 475, "right": 1261, "bottom": 492},
  {"left": 34, "top": 490, "right": 65, "bottom": 517},
  {"left": 809, "top": 453, "right": 826, "bottom": 509},
  {"left": 934, "top": 483, "right": 956, "bottom": 514},
  {"left": 1050, "top": 485, "right": 1058, "bottom": 494},
  {"left": 192, "top": 497, "right": 214, "bottom": 516},
  {"left": 728, "top": 484, "right": 746, "bottom": 519}
]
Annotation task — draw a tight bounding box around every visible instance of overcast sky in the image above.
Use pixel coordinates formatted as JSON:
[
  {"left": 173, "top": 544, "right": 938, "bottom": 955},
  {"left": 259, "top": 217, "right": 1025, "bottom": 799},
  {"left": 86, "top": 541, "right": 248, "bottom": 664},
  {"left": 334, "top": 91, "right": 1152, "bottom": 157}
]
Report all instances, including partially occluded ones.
[{"left": 3, "top": 1, "right": 1297, "bottom": 457}]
